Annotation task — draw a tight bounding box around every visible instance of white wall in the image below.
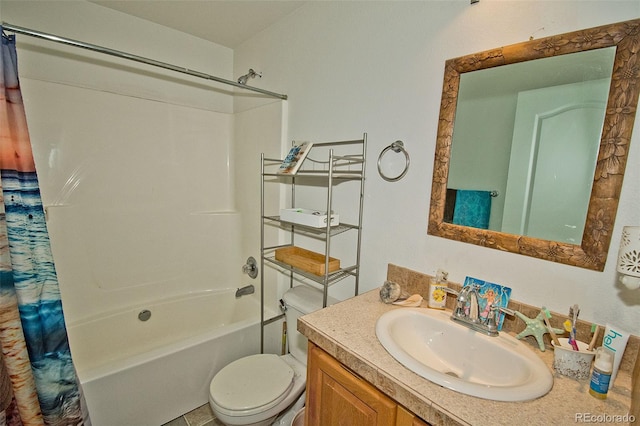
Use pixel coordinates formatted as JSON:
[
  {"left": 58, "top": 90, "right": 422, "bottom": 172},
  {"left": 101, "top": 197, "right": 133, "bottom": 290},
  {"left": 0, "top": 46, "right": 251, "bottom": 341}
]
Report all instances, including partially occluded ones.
[
  {"left": 1, "top": 0, "right": 234, "bottom": 112},
  {"left": 234, "top": 1, "right": 640, "bottom": 334}
]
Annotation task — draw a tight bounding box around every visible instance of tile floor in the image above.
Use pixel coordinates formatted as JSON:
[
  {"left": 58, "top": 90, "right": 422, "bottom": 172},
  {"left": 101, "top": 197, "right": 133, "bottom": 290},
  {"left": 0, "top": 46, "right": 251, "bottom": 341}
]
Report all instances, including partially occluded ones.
[{"left": 162, "top": 403, "right": 225, "bottom": 426}]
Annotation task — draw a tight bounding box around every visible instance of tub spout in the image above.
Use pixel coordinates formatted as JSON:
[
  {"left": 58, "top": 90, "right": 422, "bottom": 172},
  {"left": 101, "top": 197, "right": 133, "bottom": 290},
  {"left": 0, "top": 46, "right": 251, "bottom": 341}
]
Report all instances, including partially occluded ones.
[{"left": 236, "top": 285, "right": 255, "bottom": 298}]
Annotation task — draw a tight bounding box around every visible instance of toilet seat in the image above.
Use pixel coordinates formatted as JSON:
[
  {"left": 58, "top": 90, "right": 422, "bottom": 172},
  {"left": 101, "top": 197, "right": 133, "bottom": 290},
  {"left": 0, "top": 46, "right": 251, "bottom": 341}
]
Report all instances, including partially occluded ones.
[{"left": 210, "top": 354, "right": 295, "bottom": 417}]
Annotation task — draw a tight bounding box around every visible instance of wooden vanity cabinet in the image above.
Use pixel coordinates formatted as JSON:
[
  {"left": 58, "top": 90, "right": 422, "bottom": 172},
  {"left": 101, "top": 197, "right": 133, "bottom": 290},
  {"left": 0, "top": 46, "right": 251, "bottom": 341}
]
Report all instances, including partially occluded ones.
[{"left": 305, "top": 342, "right": 429, "bottom": 426}]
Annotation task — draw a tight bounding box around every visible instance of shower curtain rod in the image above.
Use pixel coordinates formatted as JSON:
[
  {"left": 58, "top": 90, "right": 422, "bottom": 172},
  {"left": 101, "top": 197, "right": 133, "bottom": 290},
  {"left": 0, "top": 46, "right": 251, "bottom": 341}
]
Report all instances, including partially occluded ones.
[{"left": 1, "top": 22, "right": 288, "bottom": 100}]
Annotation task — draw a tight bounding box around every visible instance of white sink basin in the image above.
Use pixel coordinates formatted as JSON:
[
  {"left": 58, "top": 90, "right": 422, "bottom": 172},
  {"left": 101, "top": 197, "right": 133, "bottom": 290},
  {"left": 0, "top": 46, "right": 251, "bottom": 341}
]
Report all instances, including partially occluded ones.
[{"left": 375, "top": 308, "right": 553, "bottom": 401}]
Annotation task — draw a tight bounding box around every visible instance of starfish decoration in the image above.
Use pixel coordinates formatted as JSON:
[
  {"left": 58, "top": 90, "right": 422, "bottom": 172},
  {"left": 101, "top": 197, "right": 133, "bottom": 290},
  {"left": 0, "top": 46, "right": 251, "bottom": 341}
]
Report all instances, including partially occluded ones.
[{"left": 514, "top": 311, "right": 564, "bottom": 351}]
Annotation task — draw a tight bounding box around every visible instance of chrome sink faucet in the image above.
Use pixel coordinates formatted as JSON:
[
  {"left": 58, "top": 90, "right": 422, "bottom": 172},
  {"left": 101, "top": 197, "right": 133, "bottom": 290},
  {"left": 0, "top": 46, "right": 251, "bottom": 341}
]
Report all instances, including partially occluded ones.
[
  {"left": 446, "top": 284, "right": 480, "bottom": 322},
  {"left": 444, "top": 285, "right": 514, "bottom": 337},
  {"left": 457, "top": 284, "right": 480, "bottom": 321}
]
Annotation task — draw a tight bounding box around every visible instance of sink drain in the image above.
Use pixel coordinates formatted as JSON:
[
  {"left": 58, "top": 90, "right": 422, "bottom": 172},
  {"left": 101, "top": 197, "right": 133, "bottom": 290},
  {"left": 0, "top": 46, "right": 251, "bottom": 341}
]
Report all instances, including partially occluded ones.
[{"left": 445, "top": 371, "right": 459, "bottom": 378}]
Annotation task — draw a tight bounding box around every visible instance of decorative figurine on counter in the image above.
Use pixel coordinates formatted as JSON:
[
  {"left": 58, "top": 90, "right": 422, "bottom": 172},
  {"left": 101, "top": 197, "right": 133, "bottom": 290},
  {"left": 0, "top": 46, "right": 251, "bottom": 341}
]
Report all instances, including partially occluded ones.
[
  {"left": 379, "top": 281, "right": 423, "bottom": 306},
  {"left": 515, "top": 310, "right": 565, "bottom": 351},
  {"left": 380, "top": 281, "right": 409, "bottom": 303}
]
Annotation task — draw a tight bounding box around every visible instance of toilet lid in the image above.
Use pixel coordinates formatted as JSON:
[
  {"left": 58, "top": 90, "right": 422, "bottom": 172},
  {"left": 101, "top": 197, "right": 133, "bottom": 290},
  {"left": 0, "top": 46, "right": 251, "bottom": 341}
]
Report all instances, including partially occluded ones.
[{"left": 210, "top": 354, "right": 294, "bottom": 415}]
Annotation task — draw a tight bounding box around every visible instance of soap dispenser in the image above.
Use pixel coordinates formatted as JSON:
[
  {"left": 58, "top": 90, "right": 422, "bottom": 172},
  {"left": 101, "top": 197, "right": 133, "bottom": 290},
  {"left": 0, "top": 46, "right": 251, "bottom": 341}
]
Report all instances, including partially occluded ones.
[
  {"left": 428, "top": 269, "right": 448, "bottom": 309},
  {"left": 589, "top": 346, "right": 614, "bottom": 399}
]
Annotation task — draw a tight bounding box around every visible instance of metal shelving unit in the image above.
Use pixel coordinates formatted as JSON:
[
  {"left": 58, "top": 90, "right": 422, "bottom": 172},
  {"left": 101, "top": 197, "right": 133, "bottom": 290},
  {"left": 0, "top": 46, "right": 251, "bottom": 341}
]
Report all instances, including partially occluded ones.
[{"left": 259, "top": 134, "right": 366, "bottom": 352}]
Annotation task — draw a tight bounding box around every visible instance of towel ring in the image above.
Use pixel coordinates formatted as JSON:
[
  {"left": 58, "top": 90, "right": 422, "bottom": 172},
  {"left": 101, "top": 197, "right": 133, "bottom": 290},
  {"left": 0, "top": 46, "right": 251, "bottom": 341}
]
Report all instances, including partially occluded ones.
[{"left": 377, "top": 140, "right": 410, "bottom": 182}]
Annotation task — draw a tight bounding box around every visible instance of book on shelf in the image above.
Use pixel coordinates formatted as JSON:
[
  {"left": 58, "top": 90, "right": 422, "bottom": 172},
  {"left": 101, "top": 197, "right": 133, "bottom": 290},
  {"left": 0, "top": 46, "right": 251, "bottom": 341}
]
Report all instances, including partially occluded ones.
[{"left": 277, "top": 142, "right": 313, "bottom": 175}]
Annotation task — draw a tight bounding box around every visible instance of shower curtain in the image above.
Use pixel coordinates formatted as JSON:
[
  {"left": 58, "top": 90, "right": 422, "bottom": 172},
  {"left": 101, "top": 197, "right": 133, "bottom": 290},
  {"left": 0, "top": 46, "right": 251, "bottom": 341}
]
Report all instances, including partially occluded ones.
[{"left": 1, "top": 29, "right": 88, "bottom": 425}]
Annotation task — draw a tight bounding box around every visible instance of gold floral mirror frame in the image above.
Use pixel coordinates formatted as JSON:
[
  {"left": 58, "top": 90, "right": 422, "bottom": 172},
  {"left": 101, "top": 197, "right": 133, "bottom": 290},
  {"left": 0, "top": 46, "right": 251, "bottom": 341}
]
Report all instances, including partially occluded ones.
[{"left": 428, "top": 18, "right": 640, "bottom": 271}]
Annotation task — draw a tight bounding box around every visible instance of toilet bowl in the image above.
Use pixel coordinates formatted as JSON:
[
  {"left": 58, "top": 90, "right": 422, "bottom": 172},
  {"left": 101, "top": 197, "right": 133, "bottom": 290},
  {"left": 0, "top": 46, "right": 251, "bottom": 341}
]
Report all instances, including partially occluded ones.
[
  {"left": 209, "top": 353, "right": 306, "bottom": 426},
  {"left": 209, "top": 286, "right": 333, "bottom": 426}
]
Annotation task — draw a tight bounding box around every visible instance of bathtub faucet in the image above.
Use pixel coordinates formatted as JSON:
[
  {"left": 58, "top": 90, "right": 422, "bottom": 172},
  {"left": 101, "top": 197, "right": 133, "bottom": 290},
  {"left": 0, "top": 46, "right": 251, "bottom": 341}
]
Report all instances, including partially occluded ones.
[
  {"left": 236, "top": 285, "right": 255, "bottom": 298},
  {"left": 242, "top": 256, "right": 259, "bottom": 279}
]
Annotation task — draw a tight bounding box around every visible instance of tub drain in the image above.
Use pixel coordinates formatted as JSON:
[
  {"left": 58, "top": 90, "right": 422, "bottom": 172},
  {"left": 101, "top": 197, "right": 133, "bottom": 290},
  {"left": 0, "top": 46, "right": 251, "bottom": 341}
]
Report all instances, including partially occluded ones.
[{"left": 138, "top": 309, "right": 151, "bottom": 321}]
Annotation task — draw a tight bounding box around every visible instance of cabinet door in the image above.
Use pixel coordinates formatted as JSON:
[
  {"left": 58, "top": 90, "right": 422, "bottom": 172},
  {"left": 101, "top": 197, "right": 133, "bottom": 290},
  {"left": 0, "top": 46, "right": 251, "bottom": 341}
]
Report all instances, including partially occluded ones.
[
  {"left": 306, "top": 343, "right": 397, "bottom": 426},
  {"left": 397, "top": 405, "right": 429, "bottom": 426}
]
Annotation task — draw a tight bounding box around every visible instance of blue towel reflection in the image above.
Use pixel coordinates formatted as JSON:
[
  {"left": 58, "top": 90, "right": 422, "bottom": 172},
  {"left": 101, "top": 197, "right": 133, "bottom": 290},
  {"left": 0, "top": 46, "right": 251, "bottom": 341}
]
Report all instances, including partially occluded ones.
[{"left": 452, "top": 190, "right": 492, "bottom": 229}]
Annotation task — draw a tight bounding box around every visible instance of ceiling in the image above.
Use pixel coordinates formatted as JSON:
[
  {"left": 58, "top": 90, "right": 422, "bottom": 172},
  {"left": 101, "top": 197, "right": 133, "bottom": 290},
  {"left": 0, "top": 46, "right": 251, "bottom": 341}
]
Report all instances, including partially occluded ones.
[{"left": 89, "top": 1, "right": 307, "bottom": 49}]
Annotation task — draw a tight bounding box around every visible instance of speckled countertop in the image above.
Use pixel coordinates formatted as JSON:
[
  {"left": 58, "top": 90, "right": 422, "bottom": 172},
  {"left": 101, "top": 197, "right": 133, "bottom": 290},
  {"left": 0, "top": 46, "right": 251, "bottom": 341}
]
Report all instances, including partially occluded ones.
[{"left": 298, "top": 290, "right": 633, "bottom": 426}]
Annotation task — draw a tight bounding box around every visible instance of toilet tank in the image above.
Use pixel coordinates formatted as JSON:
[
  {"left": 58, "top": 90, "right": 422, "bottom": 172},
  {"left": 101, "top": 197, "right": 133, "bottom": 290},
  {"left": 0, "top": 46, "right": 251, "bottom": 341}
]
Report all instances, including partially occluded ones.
[{"left": 283, "top": 286, "right": 336, "bottom": 363}]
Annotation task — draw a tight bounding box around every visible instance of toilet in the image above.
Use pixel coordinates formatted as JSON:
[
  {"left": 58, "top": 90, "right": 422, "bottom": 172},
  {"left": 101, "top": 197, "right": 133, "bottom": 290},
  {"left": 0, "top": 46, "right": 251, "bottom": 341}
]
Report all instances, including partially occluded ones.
[{"left": 209, "top": 285, "right": 333, "bottom": 426}]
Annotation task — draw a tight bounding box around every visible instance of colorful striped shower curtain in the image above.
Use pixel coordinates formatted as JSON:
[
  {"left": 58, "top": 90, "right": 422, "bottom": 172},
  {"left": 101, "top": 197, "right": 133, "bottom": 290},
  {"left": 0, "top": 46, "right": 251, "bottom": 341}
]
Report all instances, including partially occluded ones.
[{"left": 1, "top": 29, "right": 88, "bottom": 425}]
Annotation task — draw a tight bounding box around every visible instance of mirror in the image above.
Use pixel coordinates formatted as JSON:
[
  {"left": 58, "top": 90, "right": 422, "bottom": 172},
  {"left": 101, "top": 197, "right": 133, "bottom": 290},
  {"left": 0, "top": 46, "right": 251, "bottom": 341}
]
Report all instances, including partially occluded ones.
[{"left": 428, "top": 19, "right": 640, "bottom": 271}]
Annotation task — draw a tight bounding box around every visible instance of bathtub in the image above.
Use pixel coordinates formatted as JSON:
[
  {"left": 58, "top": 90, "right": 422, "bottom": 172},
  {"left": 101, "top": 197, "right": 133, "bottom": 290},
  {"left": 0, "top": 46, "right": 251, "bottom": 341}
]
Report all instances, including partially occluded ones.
[{"left": 66, "top": 288, "right": 261, "bottom": 426}]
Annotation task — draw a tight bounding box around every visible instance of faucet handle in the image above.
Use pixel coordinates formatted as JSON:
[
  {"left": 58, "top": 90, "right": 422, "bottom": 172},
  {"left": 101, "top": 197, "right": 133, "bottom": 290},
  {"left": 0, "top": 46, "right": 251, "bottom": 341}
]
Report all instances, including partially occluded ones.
[
  {"left": 441, "top": 285, "right": 480, "bottom": 298},
  {"left": 242, "top": 256, "right": 259, "bottom": 279},
  {"left": 441, "top": 287, "right": 465, "bottom": 316},
  {"left": 490, "top": 305, "right": 515, "bottom": 316},
  {"left": 486, "top": 304, "right": 515, "bottom": 331},
  {"left": 442, "top": 287, "right": 459, "bottom": 297}
]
